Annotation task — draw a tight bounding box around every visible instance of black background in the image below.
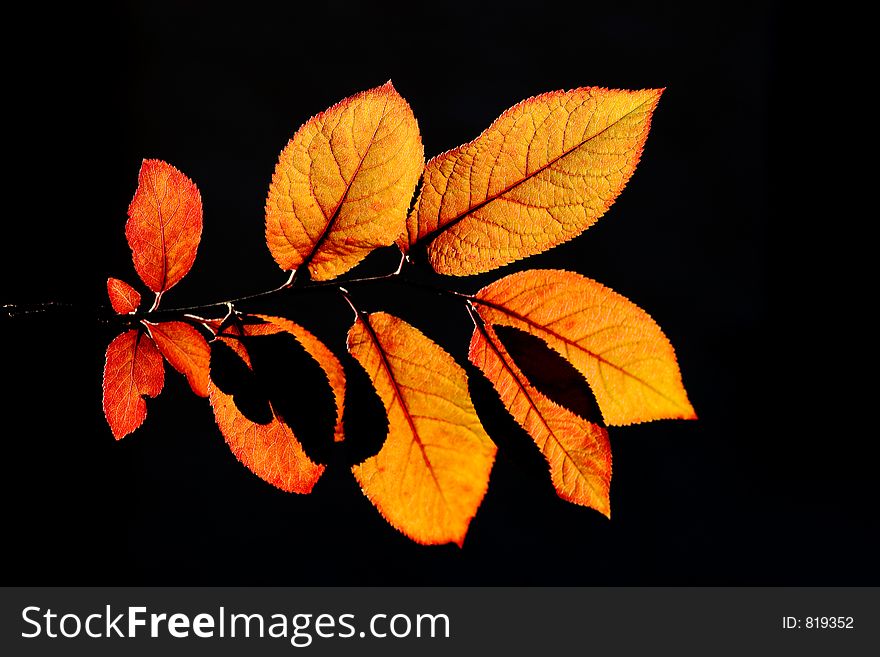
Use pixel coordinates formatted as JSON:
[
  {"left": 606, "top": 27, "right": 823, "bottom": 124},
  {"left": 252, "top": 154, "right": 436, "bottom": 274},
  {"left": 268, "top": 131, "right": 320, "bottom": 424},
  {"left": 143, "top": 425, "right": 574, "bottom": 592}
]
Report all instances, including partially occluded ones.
[{"left": 5, "top": 2, "right": 876, "bottom": 585}]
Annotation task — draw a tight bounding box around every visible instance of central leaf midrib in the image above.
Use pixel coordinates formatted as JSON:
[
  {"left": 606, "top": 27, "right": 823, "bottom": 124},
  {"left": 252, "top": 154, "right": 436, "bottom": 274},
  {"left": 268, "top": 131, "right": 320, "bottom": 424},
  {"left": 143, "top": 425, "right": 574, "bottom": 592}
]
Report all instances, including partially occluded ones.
[
  {"left": 300, "top": 99, "right": 390, "bottom": 273},
  {"left": 360, "top": 314, "right": 448, "bottom": 507},
  {"left": 477, "top": 322, "right": 598, "bottom": 487},
  {"left": 144, "top": 171, "right": 170, "bottom": 292}
]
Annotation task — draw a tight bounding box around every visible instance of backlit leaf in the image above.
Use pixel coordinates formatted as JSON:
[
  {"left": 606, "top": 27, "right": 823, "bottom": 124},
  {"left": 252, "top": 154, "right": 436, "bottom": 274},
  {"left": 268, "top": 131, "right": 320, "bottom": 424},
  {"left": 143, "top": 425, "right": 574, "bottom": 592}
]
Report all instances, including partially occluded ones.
[
  {"left": 106, "top": 277, "right": 141, "bottom": 314},
  {"left": 126, "top": 159, "right": 203, "bottom": 294},
  {"left": 347, "top": 312, "right": 496, "bottom": 546},
  {"left": 469, "top": 321, "right": 611, "bottom": 516},
  {"left": 402, "top": 87, "right": 662, "bottom": 275},
  {"left": 209, "top": 376, "right": 324, "bottom": 494},
  {"left": 207, "top": 315, "right": 346, "bottom": 493},
  {"left": 265, "top": 82, "right": 424, "bottom": 281},
  {"left": 146, "top": 321, "right": 211, "bottom": 397},
  {"left": 102, "top": 329, "right": 165, "bottom": 439},
  {"left": 473, "top": 270, "right": 696, "bottom": 425}
]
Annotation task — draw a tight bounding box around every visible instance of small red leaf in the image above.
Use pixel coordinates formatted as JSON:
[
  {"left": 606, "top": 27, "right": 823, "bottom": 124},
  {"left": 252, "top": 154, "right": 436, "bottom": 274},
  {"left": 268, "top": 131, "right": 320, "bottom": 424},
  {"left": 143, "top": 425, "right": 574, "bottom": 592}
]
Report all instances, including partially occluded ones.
[
  {"left": 106, "top": 278, "right": 141, "bottom": 314},
  {"left": 146, "top": 321, "right": 211, "bottom": 397},
  {"left": 126, "top": 159, "right": 203, "bottom": 294},
  {"left": 102, "top": 330, "right": 165, "bottom": 439}
]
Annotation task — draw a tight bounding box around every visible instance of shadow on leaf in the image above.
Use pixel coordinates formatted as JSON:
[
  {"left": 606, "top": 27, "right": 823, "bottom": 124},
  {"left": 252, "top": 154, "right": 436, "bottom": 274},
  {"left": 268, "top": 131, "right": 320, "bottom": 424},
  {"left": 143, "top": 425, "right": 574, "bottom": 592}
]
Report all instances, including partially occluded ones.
[
  {"left": 466, "top": 362, "right": 550, "bottom": 483},
  {"left": 494, "top": 325, "right": 604, "bottom": 427},
  {"left": 210, "top": 333, "right": 337, "bottom": 464},
  {"left": 209, "top": 339, "right": 272, "bottom": 425},
  {"left": 339, "top": 350, "right": 388, "bottom": 466}
]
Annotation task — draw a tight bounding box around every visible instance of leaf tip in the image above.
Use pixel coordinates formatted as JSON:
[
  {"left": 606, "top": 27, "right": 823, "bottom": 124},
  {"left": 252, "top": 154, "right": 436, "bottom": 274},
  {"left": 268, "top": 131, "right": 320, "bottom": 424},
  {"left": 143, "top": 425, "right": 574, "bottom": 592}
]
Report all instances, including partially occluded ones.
[
  {"left": 670, "top": 394, "right": 698, "bottom": 422},
  {"left": 137, "top": 158, "right": 169, "bottom": 180},
  {"left": 649, "top": 87, "right": 665, "bottom": 108}
]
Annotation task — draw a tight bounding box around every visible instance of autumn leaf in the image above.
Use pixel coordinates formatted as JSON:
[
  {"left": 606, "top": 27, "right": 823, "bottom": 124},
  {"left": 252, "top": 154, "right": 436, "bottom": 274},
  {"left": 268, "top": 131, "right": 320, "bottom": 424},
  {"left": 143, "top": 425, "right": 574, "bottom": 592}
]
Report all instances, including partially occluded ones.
[
  {"left": 469, "top": 320, "right": 611, "bottom": 516},
  {"left": 207, "top": 315, "right": 345, "bottom": 492},
  {"left": 209, "top": 379, "right": 325, "bottom": 494},
  {"left": 107, "top": 277, "right": 141, "bottom": 314},
  {"left": 102, "top": 329, "right": 165, "bottom": 439},
  {"left": 472, "top": 269, "right": 696, "bottom": 425},
  {"left": 126, "top": 159, "right": 203, "bottom": 295},
  {"left": 265, "top": 82, "right": 424, "bottom": 281},
  {"left": 146, "top": 321, "right": 211, "bottom": 397},
  {"left": 347, "top": 312, "right": 496, "bottom": 546},
  {"left": 401, "top": 87, "right": 662, "bottom": 276}
]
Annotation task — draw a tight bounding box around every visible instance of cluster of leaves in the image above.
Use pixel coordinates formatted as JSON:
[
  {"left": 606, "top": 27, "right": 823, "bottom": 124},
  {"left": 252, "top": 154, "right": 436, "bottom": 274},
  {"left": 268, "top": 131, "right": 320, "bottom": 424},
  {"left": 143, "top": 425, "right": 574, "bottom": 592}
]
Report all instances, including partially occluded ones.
[{"left": 103, "top": 82, "right": 695, "bottom": 546}]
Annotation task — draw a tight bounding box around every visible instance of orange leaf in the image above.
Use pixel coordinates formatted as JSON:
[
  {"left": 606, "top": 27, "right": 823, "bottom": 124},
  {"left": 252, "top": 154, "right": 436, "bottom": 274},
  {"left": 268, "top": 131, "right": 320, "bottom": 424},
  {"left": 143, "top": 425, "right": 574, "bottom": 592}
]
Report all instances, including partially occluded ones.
[
  {"left": 209, "top": 379, "right": 324, "bottom": 494},
  {"left": 469, "top": 321, "right": 611, "bottom": 516},
  {"left": 265, "top": 82, "right": 424, "bottom": 281},
  {"left": 102, "top": 329, "right": 165, "bottom": 439},
  {"left": 126, "top": 159, "right": 203, "bottom": 294},
  {"left": 401, "top": 87, "right": 662, "bottom": 275},
  {"left": 146, "top": 321, "right": 211, "bottom": 397},
  {"left": 207, "top": 315, "right": 346, "bottom": 493},
  {"left": 106, "top": 277, "right": 141, "bottom": 314},
  {"left": 347, "top": 312, "right": 496, "bottom": 546},
  {"left": 473, "top": 270, "right": 696, "bottom": 426}
]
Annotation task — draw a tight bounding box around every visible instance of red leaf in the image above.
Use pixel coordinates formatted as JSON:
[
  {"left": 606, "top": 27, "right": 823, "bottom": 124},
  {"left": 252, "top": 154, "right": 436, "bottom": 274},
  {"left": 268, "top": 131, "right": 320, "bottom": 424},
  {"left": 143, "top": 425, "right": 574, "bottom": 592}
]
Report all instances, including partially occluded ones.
[
  {"left": 102, "top": 330, "right": 165, "bottom": 439},
  {"left": 126, "top": 159, "right": 203, "bottom": 295},
  {"left": 106, "top": 278, "right": 141, "bottom": 314},
  {"left": 146, "top": 321, "right": 211, "bottom": 397}
]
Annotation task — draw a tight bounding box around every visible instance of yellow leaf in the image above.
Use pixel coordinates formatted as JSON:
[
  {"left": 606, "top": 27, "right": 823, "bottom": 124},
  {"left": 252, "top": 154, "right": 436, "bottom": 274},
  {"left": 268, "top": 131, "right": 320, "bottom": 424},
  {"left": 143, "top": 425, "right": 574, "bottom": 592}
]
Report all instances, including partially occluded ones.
[
  {"left": 347, "top": 312, "right": 496, "bottom": 546},
  {"left": 469, "top": 321, "right": 612, "bottom": 516},
  {"left": 473, "top": 270, "right": 696, "bottom": 426},
  {"left": 265, "top": 82, "right": 424, "bottom": 281},
  {"left": 401, "top": 87, "right": 662, "bottom": 276}
]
